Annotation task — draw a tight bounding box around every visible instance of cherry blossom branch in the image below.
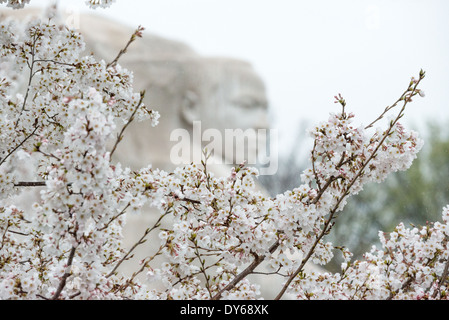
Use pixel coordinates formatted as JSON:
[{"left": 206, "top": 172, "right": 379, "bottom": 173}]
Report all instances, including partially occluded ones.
[
  {"left": 311, "top": 140, "right": 321, "bottom": 191},
  {"left": 106, "top": 25, "right": 144, "bottom": 69},
  {"left": 51, "top": 246, "right": 76, "bottom": 300},
  {"left": 14, "top": 181, "right": 46, "bottom": 187},
  {"left": 0, "top": 124, "right": 39, "bottom": 167},
  {"left": 211, "top": 240, "right": 279, "bottom": 300},
  {"left": 365, "top": 69, "right": 426, "bottom": 130},
  {"left": 106, "top": 206, "right": 170, "bottom": 278},
  {"left": 109, "top": 90, "right": 145, "bottom": 158},
  {"left": 112, "top": 245, "right": 165, "bottom": 294},
  {"left": 192, "top": 238, "right": 214, "bottom": 298},
  {"left": 274, "top": 71, "right": 426, "bottom": 300},
  {"left": 433, "top": 255, "right": 449, "bottom": 299},
  {"left": 209, "top": 137, "right": 347, "bottom": 300},
  {"left": 98, "top": 203, "right": 130, "bottom": 232},
  {"left": 15, "top": 31, "right": 41, "bottom": 128}
]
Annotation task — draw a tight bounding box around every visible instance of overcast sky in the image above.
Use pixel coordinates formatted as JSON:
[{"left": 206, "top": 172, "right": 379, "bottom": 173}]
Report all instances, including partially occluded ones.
[{"left": 21, "top": 0, "right": 449, "bottom": 150}]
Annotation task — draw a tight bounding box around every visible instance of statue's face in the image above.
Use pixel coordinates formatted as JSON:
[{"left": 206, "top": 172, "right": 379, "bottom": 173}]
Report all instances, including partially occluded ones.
[{"left": 197, "top": 63, "right": 270, "bottom": 165}]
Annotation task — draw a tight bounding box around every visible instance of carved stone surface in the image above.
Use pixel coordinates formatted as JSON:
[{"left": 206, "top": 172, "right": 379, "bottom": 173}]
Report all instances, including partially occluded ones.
[{"left": 3, "top": 8, "right": 270, "bottom": 174}]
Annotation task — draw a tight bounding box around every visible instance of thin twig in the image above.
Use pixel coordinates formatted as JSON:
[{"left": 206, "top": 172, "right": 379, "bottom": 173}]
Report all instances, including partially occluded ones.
[
  {"left": 14, "top": 181, "right": 46, "bottom": 187},
  {"left": 97, "top": 203, "right": 130, "bottom": 232},
  {"left": 113, "top": 245, "right": 164, "bottom": 294},
  {"left": 106, "top": 207, "right": 170, "bottom": 278},
  {"left": 192, "top": 238, "right": 213, "bottom": 298},
  {"left": 211, "top": 241, "right": 279, "bottom": 300},
  {"left": 109, "top": 91, "right": 145, "bottom": 158},
  {"left": 15, "top": 33, "right": 40, "bottom": 128},
  {"left": 0, "top": 125, "right": 40, "bottom": 167},
  {"left": 106, "top": 26, "right": 144, "bottom": 69},
  {"left": 51, "top": 246, "right": 76, "bottom": 300},
  {"left": 14, "top": 181, "right": 73, "bottom": 187},
  {"left": 365, "top": 70, "right": 425, "bottom": 130},
  {"left": 433, "top": 257, "right": 449, "bottom": 299}
]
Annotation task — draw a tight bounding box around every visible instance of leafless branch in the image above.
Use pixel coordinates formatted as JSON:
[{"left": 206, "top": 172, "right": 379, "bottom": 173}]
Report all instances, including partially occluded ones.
[
  {"left": 106, "top": 26, "right": 144, "bottom": 69},
  {"left": 109, "top": 91, "right": 145, "bottom": 158},
  {"left": 107, "top": 207, "right": 170, "bottom": 278},
  {"left": 51, "top": 246, "right": 76, "bottom": 300},
  {"left": 0, "top": 125, "right": 39, "bottom": 167}
]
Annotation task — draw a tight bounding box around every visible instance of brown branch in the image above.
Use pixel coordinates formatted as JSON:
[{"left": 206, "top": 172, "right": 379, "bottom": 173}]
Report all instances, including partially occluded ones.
[
  {"left": 211, "top": 240, "right": 279, "bottom": 300},
  {"left": 311, "top": 140, "right": 321, "bottom": 191},
  {"left": 274, "top": 71, "right": 426, "bottom": 300},
  {"left": 433, "top": 257, "right": 449, "bottom": 299},
  {"left": 106, "top": 26, "right": 144, "bottom": 69},
  {"left": 15, "top": 32, "right": 42, "bottom": 128},
  {"left": 387, "top": 276, "right": 415, "bottom": 300},
  {"left": 192, "top": 238, "right": 213, "bottom": 298},
  {"left": 14, "top": 181, "right": 73, "bottom": 187},
  {"left": 365, "top": 70, "right": 426, "bottom": 130},
  {"left": 106, "top": 207, "right": 170, "bottom": 278},
  {"left": 0, "top": 125, "right": 39, "bottom": 167},
  {"left": 109, "top": 91, "right": 145, "bottom": 158},
  {"left": 112, "top": 245, "right": 164, "bottom": 295},
  {"left": 14, "top": 181, "right": 46, "bottom": 187},
  {"left": 51, "top": 246, "right": 76, "bottom": 300},
  {"left": 97, "top": 203, "right": 130, "bottom": 232}
]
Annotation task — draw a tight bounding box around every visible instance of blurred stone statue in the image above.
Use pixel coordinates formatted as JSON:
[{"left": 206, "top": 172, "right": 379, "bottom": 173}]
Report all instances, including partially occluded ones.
[
  {"left": 114, "top": 56, "right": 272, "bottom": 176},
  {"left": 2, "top": 7, "right": 272, "bottom": 178}
]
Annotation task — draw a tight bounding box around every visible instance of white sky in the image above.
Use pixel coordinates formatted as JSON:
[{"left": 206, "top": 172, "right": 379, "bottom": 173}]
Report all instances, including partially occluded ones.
[{"left": 14, "top": 0, "right": 449, "bottom": 150}]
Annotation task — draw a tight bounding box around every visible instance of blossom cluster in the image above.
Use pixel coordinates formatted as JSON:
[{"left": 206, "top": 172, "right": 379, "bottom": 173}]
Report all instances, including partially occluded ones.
[
  {"left": 0, "top": 14, "right": 158, "bottom": 299},
  {"left": 290, "top": 206, "right": 449, "bottom": 299},
  {"left": 0, "top": 0, "right": 30, "bottom": 9},
  {"left": 0, "top": 6, "right": 448, "bottom": 300},
  {"left": 0, "top": 0, "right": 115, "bottom": 10},
  {"left": 85, "top": 0, "right": 115, "bottom": 9}
]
